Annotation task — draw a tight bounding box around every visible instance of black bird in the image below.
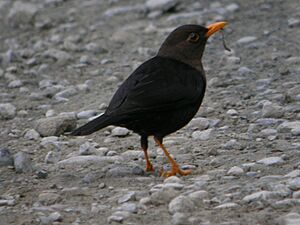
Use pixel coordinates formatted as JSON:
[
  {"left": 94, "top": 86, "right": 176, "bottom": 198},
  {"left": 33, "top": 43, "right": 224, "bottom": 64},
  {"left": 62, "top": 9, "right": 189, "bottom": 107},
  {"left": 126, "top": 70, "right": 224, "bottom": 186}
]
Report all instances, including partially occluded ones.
[{"left": 71, "top": 22, "right": 228, "bottom": 177}]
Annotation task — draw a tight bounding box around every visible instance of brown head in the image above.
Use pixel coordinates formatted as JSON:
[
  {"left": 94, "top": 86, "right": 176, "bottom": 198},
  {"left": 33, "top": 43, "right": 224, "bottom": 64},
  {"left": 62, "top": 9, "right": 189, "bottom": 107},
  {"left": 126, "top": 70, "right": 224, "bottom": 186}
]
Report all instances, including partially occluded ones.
[{"left": 158, "top": 22, "right": 228, "bottom": 72}]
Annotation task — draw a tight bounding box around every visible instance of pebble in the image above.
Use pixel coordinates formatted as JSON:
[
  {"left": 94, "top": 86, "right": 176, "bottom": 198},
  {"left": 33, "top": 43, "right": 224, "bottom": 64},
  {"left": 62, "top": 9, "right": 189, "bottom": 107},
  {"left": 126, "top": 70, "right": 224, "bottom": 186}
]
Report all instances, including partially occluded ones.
[
  {"left": 225, "top": 3, "right": 239, "bottom": 12},
  {"left": 24, "top": 129, "right": 40, "bottom": 140},
  {"left": 188, "top": 117, "right": 210, "bottom": 130},
  {"left": 7, "top": 2, "right": 38, "bottom": 27},
  {"left": 191, "top": 128, "right": 213, "bottom": 141},
  {"left": 285, "top": 170, "right": 300, "bottom": 178},
  {"left": 288, "top": 178, "right": 300, "bottom": 191},
  {"left": 79, "top": 142, "right": 95, "bottom": 155},
  {"left": 14, "top": 151, "right": 32, "bottom": 173},
  {"left": 237, "top": 36, "right": 257, "bottom": 44},
  {"left": 227, "top": 166, "right": 244, "bottom": 176},
  {"left": 48, "top": 212, "right": 63, "bottom": 222},
  {"left": 168, "top": 195, "right": 195, "bottom": 214},
  {"left": 188, "top": 190, "right": 209, "bottom": 207},
  {"left": 116, "top": 202, "right": 138, "bottom": 213},
  {"left": 288, "top": 18, "right": 300, "bottom": 27},
  {"left": 0, "top": 148, "right": 14, "bottom": 166},
  {"left": 262, "top": 103, "right": 284, "bottom": 118},
  {"left": 278, "top": 121, "right": 300, "bottom": 132},
  {"left": 118, "top": 191, "right": 136, "bottom": 204},
  {"left": 8, "top": 79, "right": 23, "bottom": 88},
  {"left": 43, "top": 48, "right": 72, "bottom": 64},
  {"left": 257, "top": 156, "right": 284, "bottom": 166},
  {"left": 259, "top": 128, "right": 277, "bottom": 138},
  {"left": 146, "top": 0, "right": 178, "bottom": 12},
  {"left": 38, "top": 192, "right": 62, "bottom": 206},
  {"left": 0, "top": 103, "right": 16, "bottom": 119},
  {"left": 150, "top": 188, "right": 179, "bottom": 206},
  {"left": 76, "top": 110, "right": 97, "bottom": 119},
  {"left": 111, "top": 127, "right": 130, "bottom": 137},
  {"left": 171, "top": 212, "right": 188, "bottom": 225},
  {"left": 291, "top": 127, "right": 300, "bottom": 136},
  {"left": 215, "top": 202, "right": 239, "bottom": 209},
  {"left": 278, "top": 212, "right": 300, "bottom": 225},
  {"left": 226, "top": 109, "right": 238, "bottom": 116},
  {"left": 242, "top": 191, "right": 277, "bottom": 203},
  {"left": 45, "top": 150, "right": 61, "bottom": 164},
  {"left": 35, "top": 116, "right": 77, "bottom": 137}
]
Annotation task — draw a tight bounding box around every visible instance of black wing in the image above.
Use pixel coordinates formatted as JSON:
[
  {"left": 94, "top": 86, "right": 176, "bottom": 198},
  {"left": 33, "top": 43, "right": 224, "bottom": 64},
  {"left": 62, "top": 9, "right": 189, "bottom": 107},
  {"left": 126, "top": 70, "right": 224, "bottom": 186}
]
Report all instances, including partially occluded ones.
[{"left": 105, "top": 56, "right": 206, "bottom": 117}]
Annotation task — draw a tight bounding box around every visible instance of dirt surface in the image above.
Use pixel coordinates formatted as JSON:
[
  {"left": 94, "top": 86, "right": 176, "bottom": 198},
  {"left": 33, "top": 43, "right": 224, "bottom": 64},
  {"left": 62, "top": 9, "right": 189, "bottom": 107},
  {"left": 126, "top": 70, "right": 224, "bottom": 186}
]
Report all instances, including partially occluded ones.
[{"left": 1, "top": 0, "right": 300, "bottom": 225}]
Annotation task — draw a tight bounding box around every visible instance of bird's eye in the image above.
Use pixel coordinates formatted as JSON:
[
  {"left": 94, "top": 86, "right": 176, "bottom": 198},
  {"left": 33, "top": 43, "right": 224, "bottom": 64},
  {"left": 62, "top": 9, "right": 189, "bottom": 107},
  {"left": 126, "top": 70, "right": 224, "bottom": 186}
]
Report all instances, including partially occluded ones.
[{"left": 187, "top": 32, "right": 200, "bottom": 43}]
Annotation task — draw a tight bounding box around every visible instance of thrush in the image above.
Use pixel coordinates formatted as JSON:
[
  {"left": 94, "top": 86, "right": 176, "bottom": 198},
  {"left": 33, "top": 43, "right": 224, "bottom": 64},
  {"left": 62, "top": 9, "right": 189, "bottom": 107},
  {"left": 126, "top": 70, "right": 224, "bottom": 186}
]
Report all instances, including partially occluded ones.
[{"left": 71, "top": 22, "right": 228, "bottom": 177}]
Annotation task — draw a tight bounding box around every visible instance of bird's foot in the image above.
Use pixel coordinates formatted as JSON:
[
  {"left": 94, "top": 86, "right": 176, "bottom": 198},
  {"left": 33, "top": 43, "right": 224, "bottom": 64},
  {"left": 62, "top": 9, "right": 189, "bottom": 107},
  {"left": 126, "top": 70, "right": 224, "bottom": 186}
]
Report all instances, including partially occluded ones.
[
  {"left": 159, "top": 166, "right": 192, "bottom": 177},
  {"left": 145, "top": 163, "right": 154, "bottom": 172}
]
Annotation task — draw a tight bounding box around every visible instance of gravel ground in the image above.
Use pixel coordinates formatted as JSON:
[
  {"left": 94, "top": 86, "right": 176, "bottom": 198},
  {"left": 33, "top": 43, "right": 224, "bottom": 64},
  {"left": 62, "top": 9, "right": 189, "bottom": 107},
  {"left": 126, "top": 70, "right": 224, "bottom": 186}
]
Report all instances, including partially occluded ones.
[{"left": 1, "top": 0, "right": 300, "bottom": 224}]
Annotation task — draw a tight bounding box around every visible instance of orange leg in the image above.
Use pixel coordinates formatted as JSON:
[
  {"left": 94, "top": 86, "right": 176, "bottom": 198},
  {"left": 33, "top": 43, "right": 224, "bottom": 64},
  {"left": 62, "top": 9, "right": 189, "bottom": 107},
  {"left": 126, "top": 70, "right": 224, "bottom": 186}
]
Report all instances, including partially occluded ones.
[
  {"left": 154, "top": 137, "right": 191, "bottom": 177},
  {"left": 141, "top": 136, "right": 154, "bottom": 172}
]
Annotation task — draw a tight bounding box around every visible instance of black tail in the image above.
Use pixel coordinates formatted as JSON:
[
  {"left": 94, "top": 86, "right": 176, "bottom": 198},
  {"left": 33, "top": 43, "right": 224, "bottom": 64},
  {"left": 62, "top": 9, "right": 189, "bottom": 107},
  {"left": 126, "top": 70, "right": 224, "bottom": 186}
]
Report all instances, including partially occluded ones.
[{"left": 71, "top": 114, "right": 112, "bottom": 136}]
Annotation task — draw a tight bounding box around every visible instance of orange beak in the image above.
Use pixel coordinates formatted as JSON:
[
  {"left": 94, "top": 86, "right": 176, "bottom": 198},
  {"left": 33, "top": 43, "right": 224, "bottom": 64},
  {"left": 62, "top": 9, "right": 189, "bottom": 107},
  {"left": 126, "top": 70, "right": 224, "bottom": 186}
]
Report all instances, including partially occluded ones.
[{"left": 205, "top": 21, "right": 228, "bottom": 38}]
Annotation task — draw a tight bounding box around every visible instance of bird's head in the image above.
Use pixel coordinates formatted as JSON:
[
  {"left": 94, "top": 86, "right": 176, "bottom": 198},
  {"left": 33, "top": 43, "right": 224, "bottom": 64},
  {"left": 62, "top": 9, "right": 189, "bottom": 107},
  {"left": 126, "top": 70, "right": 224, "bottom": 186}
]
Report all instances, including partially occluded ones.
[{"left": 158, "top": 22, "right": 228, "bottom": 71}]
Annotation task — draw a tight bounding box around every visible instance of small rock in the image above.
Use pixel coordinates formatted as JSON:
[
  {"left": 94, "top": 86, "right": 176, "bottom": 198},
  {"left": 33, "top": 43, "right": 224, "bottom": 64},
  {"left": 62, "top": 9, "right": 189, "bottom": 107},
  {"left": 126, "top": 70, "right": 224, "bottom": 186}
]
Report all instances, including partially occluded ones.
[
  {"left": 0, "top": 148, "right": 14, "bottom": 166},
  {"left": 257, "top": 156, "right": 284, "bottom": 166},
  {"left": 76, "top": 110, "right": 97, "bottom": 119},
  {"left": 285, "top": 170, "right": 300, "bottom": 178},
  {"left": 215, "top": 202, "right": 238, "bottom": 209},
  {"left": 118, "top": 191, "right": 136, "bottom": 204},
  {"left": 164, "top": 176, "right": 183, "bottom": 184},
  {"left": 278, "top": 121, "right": 300, "bottom": 133},
  {"left": 169, "top": 195, "right": 195, "bottom": 214},
  {"left": 242, "top": 191, "right": 277, "bottom": 203},
  {"left": 291, "top": 127, "right": 300, "bottom": 136},
  {"left": 35, "top": 116, "right": 77, "bottom": 137},
  {"left": 7, "top": 2, "right": 38, "bottom": 27},
  {"left": 238, "top": 66, "right": 253, "bottom": 75},
  {"left": 227, "top": 166, "right": 244, "bottom": 176},
  {"left": 146, "top": 0, "right": 178, "bottom": 12},
  {"left": 111, "top": 127, "right": 130, "bottom": 137},
  {"left": 49, "top": 212, "right": 63, "bottom": 222},
  {"left": 116, "top": 202, "right": 138, "bottom": 213},
  {"left": 188, "top": 190, "right": 209, "bottom": 207},
  {"left": 79, "top": 142, "right": 95, "bottom": 155},
  {"left": 14, "top": 151, "right": 32, "bottom": 173},
  {"left": 45, "top": 150, "right": 61, "bottom": 164},
  {"left": 85, "top": 42, "right": 107, "bottom": 54},
  {"left": 262, "top": 103, "right": 284, "bottom": 118},
  {"left": 36, "top": 170, "right": 48, "bottom": 179},
  {"left": 237, "top": 36, "right": 257, "bottom": 44},
  {"left": 150, "top": 188, "right": 179, "bottom": 205},
  {"left": 277, "top": 212, "right": 300, "bottom": 225},
  {"left": 43, "top": 49, "right": 72, "bottom": 64},
  {"left": 24, "top": 129, "right": 40, "bottom": 140},
  {"left": 259, "top": 128, "right": 277, "bottom": 138},
  {"left": 191, "top": 128, "right": 213, "bottom": 141},
  {"left": 188, "top": 117, "right": 210, "bottom": 130},
  {"left": 288, "top": 178, "right": 300, "bottom": 191},
  {"left": 8, "top": 79, "right": 23, "bottom": 88},
  {"left": 38, "top": 192, "right": 61, "bottom": 206},
  {"left": 54, "top": 86, "right": 78, "bottom": 99},
  {"left": 288, "top": 18, "right": 300, "bottom": 27},
  {"left": 171, "top": 212, "right": 188, "bottom": 225},
  {"left": 0, "top": 103, "right": 16, "bottom": 119},
  {"left": 226, "top": 109, "right": 238, "bottom": 116},
  {"left": 226, "top": 3, "right": 239, "bottom": 12}
]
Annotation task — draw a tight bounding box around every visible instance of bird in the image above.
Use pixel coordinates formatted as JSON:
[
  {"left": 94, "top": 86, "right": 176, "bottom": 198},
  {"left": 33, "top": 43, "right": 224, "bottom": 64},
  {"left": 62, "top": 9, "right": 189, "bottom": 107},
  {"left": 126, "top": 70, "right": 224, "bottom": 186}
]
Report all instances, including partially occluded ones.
[{"left": 71, "top": 21, "right": 228, "bottom": 177}]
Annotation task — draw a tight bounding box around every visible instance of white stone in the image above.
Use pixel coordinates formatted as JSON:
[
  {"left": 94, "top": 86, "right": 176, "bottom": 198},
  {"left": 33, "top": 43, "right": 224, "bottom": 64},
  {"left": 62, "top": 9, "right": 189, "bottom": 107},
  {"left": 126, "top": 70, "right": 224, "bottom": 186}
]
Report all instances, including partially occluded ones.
[
  {"left": 146, "top": 0, "right": 177, "bottom": 11},
  {"left": 225, "top": 3, "right": 239, "bottom": 12},
  {"left": 285, "top": 170, "right": 300, "bottom": 178},
  {"left": 242, "top": 191, "right": 277, "bottom": 203},
  {"left": 215, "top": 202, "right": 238, "bottom": 209},
  {"left": 76, "top": 110, "right": 97, "bottom": 119},
  {"left": 257, "top": 156, "right": 284, "bottom": 166},
  {"left": 168, "top": 195, "right": 195, "bottom": 214},
  {"left": 227, "top": 166, "right": 244, "bottom": 176},
  {"left": 188, "top": 190, "right": 209, "bottom": 207},
  {"left": 0, "top": 103, "right": 16, "bottom": 119},
  {"left": 111, "top": 127, "right": 130, "bottom": 137},
  {"left": 277, "top": 121, "right": 300, "bottom": 132},
  {"left": 191, "top": 129, "right": 213, "bottom": 141},
  {"left": 226, "top": 109, "right": 238, "bottom": 116},
  {"left": 8, "top": 79, "right": 23, "bottom": 88},
  {"left": 237, "top": 36, "right": 257, "bottom": 44},
  {"left": 288, "top": 178, "right": 300, "bottom": 191},
  {"left": 24, "top": 129, "right": 40, "bottom": 140}
]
